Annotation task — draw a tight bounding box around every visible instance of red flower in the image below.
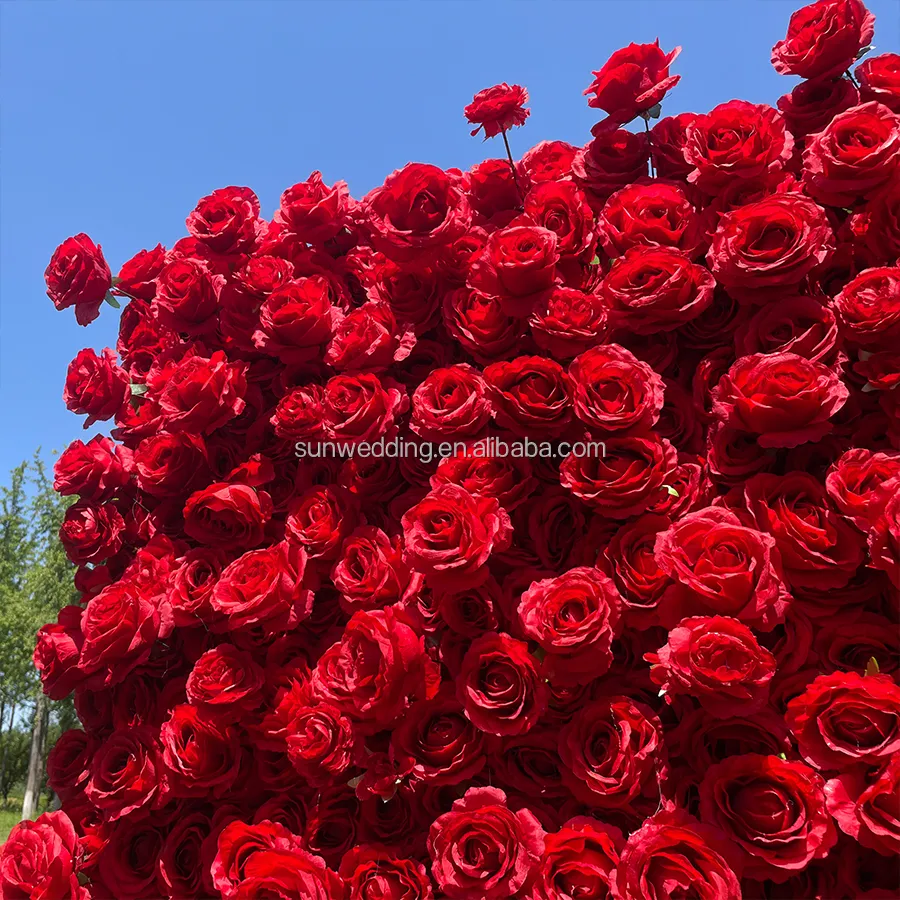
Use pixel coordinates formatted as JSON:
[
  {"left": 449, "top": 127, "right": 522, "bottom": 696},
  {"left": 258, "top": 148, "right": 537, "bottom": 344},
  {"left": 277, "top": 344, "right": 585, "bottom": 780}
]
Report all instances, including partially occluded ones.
[
  {"left": 45, "top": 233, "right": 111, "bottom": 326},
  {"left": 464, "top": 83, "right": 530, "bottom": 139}
]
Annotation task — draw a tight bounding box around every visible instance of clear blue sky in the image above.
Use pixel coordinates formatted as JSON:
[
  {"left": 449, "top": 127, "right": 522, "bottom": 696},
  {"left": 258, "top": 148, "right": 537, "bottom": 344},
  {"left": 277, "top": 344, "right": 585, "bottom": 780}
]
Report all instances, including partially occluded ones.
[{"left": 2, "top": 0, "right": 898, "bottom": 477}]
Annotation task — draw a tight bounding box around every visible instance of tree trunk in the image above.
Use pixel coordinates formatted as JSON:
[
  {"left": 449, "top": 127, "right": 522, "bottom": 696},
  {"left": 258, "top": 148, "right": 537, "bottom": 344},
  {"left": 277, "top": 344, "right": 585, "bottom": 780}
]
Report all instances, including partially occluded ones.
[{"left": 21, "top": 694, "right": 48, "bottom": 821}]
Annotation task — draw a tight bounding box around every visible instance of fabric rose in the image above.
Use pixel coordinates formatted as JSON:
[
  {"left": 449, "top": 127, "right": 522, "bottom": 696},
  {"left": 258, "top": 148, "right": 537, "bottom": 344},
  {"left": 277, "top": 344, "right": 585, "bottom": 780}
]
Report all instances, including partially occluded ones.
[
  {"left": 45, "top": 233, "right": 111, "bottom": 326},
  {"left": 184, "top": 482, "right": 272, "bottom": 548},
  {"left": 285, "top": 703, "right": 356, "bottom": 785},
  {"left": 614, "top": 806, "right": 742, "bottom": 900},
  {"left": 858, "top": 52, "right": 900, "bottom": 112},
  {"left": 84, "top": 726, "right": 161, "bottom": 820},
  {"left": 568, "top": 344, "right": 665, "bottom": 433},
  {"left": 253, "top": 276, "right": 339, "bottom": 362},
  {"left": 465, "top": 83, "right": 531, "bottom": 138},
  {"left": 323, "top": 372, "right": 407, "bottom": 444},
  {"left": 529, "top": 287, "right": 608, "bottom": 359},
  {"left": 786, "top": 671, "right": 900, "bottom": 770},
  {"left": 410, "top": 364, "right": 493, "bottom": 441},
  {"left": 584, "top": 41, "right": 681, "bottom": 127},
  {"left": 339, "top": 845, "right": 434, "bottom": 900},
  {"left": 275, "top": 170, "right": 353, "bottom": 244},
  {"left": 484, "top": 356, "right": 574, "bottom": 437},
  {"left": 427, "top": 787, "right": 545, "bottom": 899},
  {"left": 457, "top": 632, "right": 547, "bottom": 736},
  {"left": 186, "top": 643, "right": 265, "bottom": 720},
  {"left": 402, "top": 484, "right": 512, "bottom": 590},
  {"left": 834, "top": 265, "right": 900, "bottom": 347},
  {"left": 63, "top": 347, "right": 130, "bottom": 427},
  {"left": 522, "top": 179, "right": 595, "bottom": 259},
  {"left": 654, "top": 507, "right": 790, "bottom": 630},
  {"left": 699, "top": 754, "right": 837, "bottom": 882},
  {"left": 53, "top": 435, "right": 132, "bottom": 502},
  {"left": 647, "top": 615, "right": 777, "bottom": 717},
  {"left": 711, "top": 352, "right": 848, "bottom": 447},
  {"left": 735, "top": 295, "right": 839, "bottom": 364},
  {"left": 186, "top": 185, "right": 261, "bottom": 254},
  {"left": 154, "top": 257, "right": 223, "bottom": 336},
  {"left": 572, "top": 128, "right": 650, "bottom": 208},
  {"left": 0, "top": 811, "right": 87, "bottom": 900},
  {"left": 516, "top": 567, "right": 623, "bottom": 684},
  {"left": 777, "top": 77, "right": 860, "bottom": 140},
  {"left": 707, "top": 194, "right": 834, "bottom": 302},
  {"left": 601, "top": 246, "right": 715, "bottom": 333},
  {"left": 771, "top": 0, "right": 875, "bottom": 80}
]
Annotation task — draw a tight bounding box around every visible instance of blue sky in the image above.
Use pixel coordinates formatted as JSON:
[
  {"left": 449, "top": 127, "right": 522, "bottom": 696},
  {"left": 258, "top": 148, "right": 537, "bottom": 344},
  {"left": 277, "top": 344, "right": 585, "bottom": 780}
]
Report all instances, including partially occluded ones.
[{"left": 2, "top": 0, "right": 898, "bottom": 477}]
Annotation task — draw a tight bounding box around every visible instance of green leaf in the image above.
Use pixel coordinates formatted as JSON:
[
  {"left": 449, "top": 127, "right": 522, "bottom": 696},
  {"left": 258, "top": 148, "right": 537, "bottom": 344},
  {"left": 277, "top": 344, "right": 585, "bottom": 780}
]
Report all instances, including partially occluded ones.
[
  {"left": 129, "top": 383, "right": 148, "bottom": 397},
  {"left": 866, "top": 657, "right": 880, "bottom": 676},
  {"left": 663, "top": 485, "right": 680, "bottom": 498},
  {"left": 103, "top": 291, "right": 121, "bottom": 309}
]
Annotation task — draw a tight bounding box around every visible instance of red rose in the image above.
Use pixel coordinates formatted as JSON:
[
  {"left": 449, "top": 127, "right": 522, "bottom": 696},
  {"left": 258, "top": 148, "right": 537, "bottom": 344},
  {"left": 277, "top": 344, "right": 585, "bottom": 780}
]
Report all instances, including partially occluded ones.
[
  {"left": 560, "top": 434, "right": 678, "bottom": 518},
  {"left": 826, "top": 757, "right": 900, "bottom": 857},
  {"left": 45, "top": 233, "right": 111, "bottom": 326},
  {"left": 834, "top": 265, "right": 900, "bottom": 347},
  {"left": 391, "top": 687, "right": 486, "bottom": 786},
  {"left": 431, "top": 452, "right": 538, "bottom": 511},
  {"left": 134, "top": 432, "right": 209, "bottom": 498},
  {"left": 572, "top": 129, "right": 650, "bottom": 209},
  {"left": 154, "top": 350, "right": 247, "bottom": 435},
  {"left": 530, "top": 817, "right": 622, "bottom": 900},
  {"left": 457, "top": 632, "right": 547, "bottom": 736},
  {"left": 185, "top": 185, "right": 261, "bottom": 255},
  {"left": 569, "top": 344, "right": 665, "bottom": 433},
  {"left": 158, "top": 810, "right": 215, "bottom": 899},
  {"left": 699, "top": 754, "right": 837, "bottom": 882},
  {"left": 711, "top": 352, "right": 848, "bottom": 448},
  {"left": 707, "top": 194, "right": 834, "bottom": 302},
  {"left": 285, "top": 484, "right": 359, "bottom": 561},
  {"left": 115, "top": 243, "right": 166, "bottom": 301},
  {"left": 253, "top": 276, "right": 339, "bottom": 362},
  {"left": 186, "top": 643, "right": 265, "bottom": 721},
  {"left": 323, "top": 373, "right": 407, "bottom": 444},
  {"left": 46, "top": 729, "right": 95, "bottom": 803},
  {"left": 601, "top": 247, "right": 715, "bottom": 333},
  {"left": 826, "top": 447, "right": 900, "bottom": 530},
  {"left": 743, "top": 472, "right": 866, "bottom": 590},
  {"left": 560, "top": 695, "right": 664, "bottom": 808},
  {"left": 427, "top": 787, "right": 545, "bottom": 899},
  {"left": 169, "top": 547, "right": 223, "bottom": 627},
  {"left": 468, "top": 225, "right": 559, "bottom": 316},
  {"left": 84, "top": 726, "right": 161, "bottom": 820},
  {"left": 59, "top": 500, "right": 124, "bottom": 565},
  {"left": 465, "top": 83, "right": 531, "bottom": 139},
  {"left": 650, "top": 113, "right": 698, "bottom": 179},
  {"left": 153, "top": 257, "right": 223, "bottom": 336},
  {"left": 584, "top": 41, "right": 681, "bottom": 127},
  {"left": 339, "top": 845, "right": 434, "bottom": 900},
  {"left": 772, "top": 0, "right": 875, "bottom": 80},
  {"left": 484, "top": 356, "right": 573, "bottom": 437},
  {"left": 53, "top": 436, "right": 132, "bottom": 502},
  {"left": 363, "top": 163, "right": 471, "bottom": 262},
  {"left": 326, "top": 301, "right": 416, "bottom": 373},
  {"left": 442, "top": 287, "right": 524, "bottom": 363},
  {"left": 0, "top": 811, "right": 87, "bottom": 900},
  {"left": 735, "top": 295, "right": 839, "bottom": 364},
  {"left": 234, "top": 848, "right": 342, "bottom": 899},
  {"left": 63, "top": 347, "right": 130, "bottom": 427},
  {"left": 402, "top": 484, "right": 511, "bottom": 590},
  {"left": 79, "top": 579, "right": 162, "bottom": 687},
  {"left": 787, "top": 671, "right": 900, "bottom": 770},
  {"left": 271, "top": 384, "right": 327, "bottom": 442},
  {"left": 803, "top": 101, "right": 900, "bottom": 206},
  {"left": 520, "top": 140, "right": 578, "bottom": 185},
  {"left": 212, "top": 820, "right": 305, "bottom": 898},
  {"left": 312, "top": 606, "right": 435, "bottom": 731},
  {"left": 529, "top": 286, "right": 608, "bottom": 359},
  {"left": 184, "top": 482, "right": 272, "bottom": 548},
  {"left": 614, "top": 807, "right": 742, "bottom": 900},
  {"left": 285, "top": 703, "right": 356, "bottom": 785},
  {"left": 522, "top": 180, "right": 596, "bottom": 259},
  {"left": 869, "top": 484, "right": 900, "bottom": 588},
  {"left": 33, "top": 606, "right": 85, "bottom": 700},
  {"left": 212, "top": 542, "right": 312, "bottom": 634},
  {"left": 777, "top": 77, "right": 860, "bottom": 139},
  {"left": 275, "top": 171, "right": 353, "bottom": 244},
  {"left": 654, "top": 507, "right": 790, "bottom": 630},
  {"left": 647, "top": 615, "right": 777, "bottom": 717},
  {"left": 410, "top": 364, "right": 493, "bottom": 441},
  {"left": 858, "top": 52, "right": 900, "bottom": 112}
]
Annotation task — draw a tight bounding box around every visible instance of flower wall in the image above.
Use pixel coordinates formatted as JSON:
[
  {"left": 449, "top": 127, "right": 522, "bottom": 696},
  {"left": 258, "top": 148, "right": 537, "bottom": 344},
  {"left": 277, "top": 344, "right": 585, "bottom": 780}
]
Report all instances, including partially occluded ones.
[{"left": 3, "top": 0, "right": 900, "bottom": 897}]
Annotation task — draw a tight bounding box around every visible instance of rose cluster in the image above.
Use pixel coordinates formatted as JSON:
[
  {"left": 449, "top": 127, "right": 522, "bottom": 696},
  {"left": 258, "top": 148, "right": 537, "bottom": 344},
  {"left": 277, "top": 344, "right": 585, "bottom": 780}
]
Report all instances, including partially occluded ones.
[{"left": 5, "top": 0, "right": 899, "bottom": 897}]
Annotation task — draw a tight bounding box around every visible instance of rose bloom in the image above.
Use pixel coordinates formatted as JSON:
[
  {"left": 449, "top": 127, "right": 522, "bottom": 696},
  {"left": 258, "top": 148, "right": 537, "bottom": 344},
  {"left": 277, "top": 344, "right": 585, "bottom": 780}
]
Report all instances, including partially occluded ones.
[
  {"left": 185, "top": 185, "right": 261, "bottom": 254},
  {"left": 651, "top": 112, "right": 698, "bottom": 179},
  {"left": 858, "top": 52, "right": 900, "bottom": 112},
  {"left": 572, "top": 128, "right": 650, "bottom": 209},
  {"left": 614, "top": 806, "right": 742, "bottom": 900},
  {"left": 600, "top": 246, "right": 715, "bottom": 333},
  {"left": 274, "top": 170, "right": 353, "bottom": 244},
  {"left": 529, "top": 286, "right": 608, "bottom": 359},
  {"left": 584, "top": 40, "right": 681, "bottom": 126},
  {"left": 427, "top": 787, "right": 544, "bottom": 899},
  {"left": 826, "top": 447, "right": 900, "bottom": 530},
  {"left": 568, "top": 343, "right": 665, "bottom": 433},
  {"left": 63, "top": 347, "right": 130, "bottom": 427},
  {"left": 516, "top": 567, "right": 623, "bottom": 684},
  {"left": 431, "top": 452, "right": 538, "bottom": 511},
  {"left": 699, "top": 754, "right": 837, "bottom": 882},
  {"left": 869, "top": 484, "right": 900, "bottom": 589},
  {"left": 53, "top": 435, "right": 132, "bottom": 503},
  {"left": 787, "top": 671, "right": 900, "bottom": 770},
  {"left": 707, "top": 193, "right": 834, "bottom": 302},
  {"left": 777, "top": 77, "right": 860, "bottom": 139},
  {"left": 0, "top": 811, "right": 88, "bottom": 900},
  {"left": 647, "top": 615, "right": 777, "bottom": 717},
  {"left": 711, "top": 352, "right": 848, "bottom": 448},
  {"left": 834, "top": 265, "right": 900, "bottom": 347},
  {"left": 654, "top": 506, "right": 791, "bottom": 630},
  {"left": 771, "top": 0, "right": 875, "bottom": 80},
  {"left": 484, "top": 356, "right": 574, "bottom": 437},
  {"left": 339, "top": 846, "right": 434, "bottom": 900},
  {"left": 410, "top": 364, "right": 493, "bottom": 441},
  {"left": 45, "top": 233, "right": 111, "bottom": 326},
  {"left": 735, "top": 295, "right": 839, "bottom": 364},
  {"left": 803, "top": 101, "right": 900, "bottom": 207},
  {"left": 183, "top": 482, "right": 273, "bottom": 548},
  {"left": 457, "top": 632, "right": 547, "bottom": 736},
  {"left": 402, "top": 484, "right": 512, "bottom": 590},
  {"left": 464, "top": 83, "right": 530, "bottom": 139}
]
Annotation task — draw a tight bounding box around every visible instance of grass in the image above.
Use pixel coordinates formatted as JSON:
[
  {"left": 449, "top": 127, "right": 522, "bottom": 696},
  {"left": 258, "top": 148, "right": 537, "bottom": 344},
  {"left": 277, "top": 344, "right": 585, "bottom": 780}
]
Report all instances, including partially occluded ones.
[{"left": 0, "top": 804, "right": 22, "bottom": 844}]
